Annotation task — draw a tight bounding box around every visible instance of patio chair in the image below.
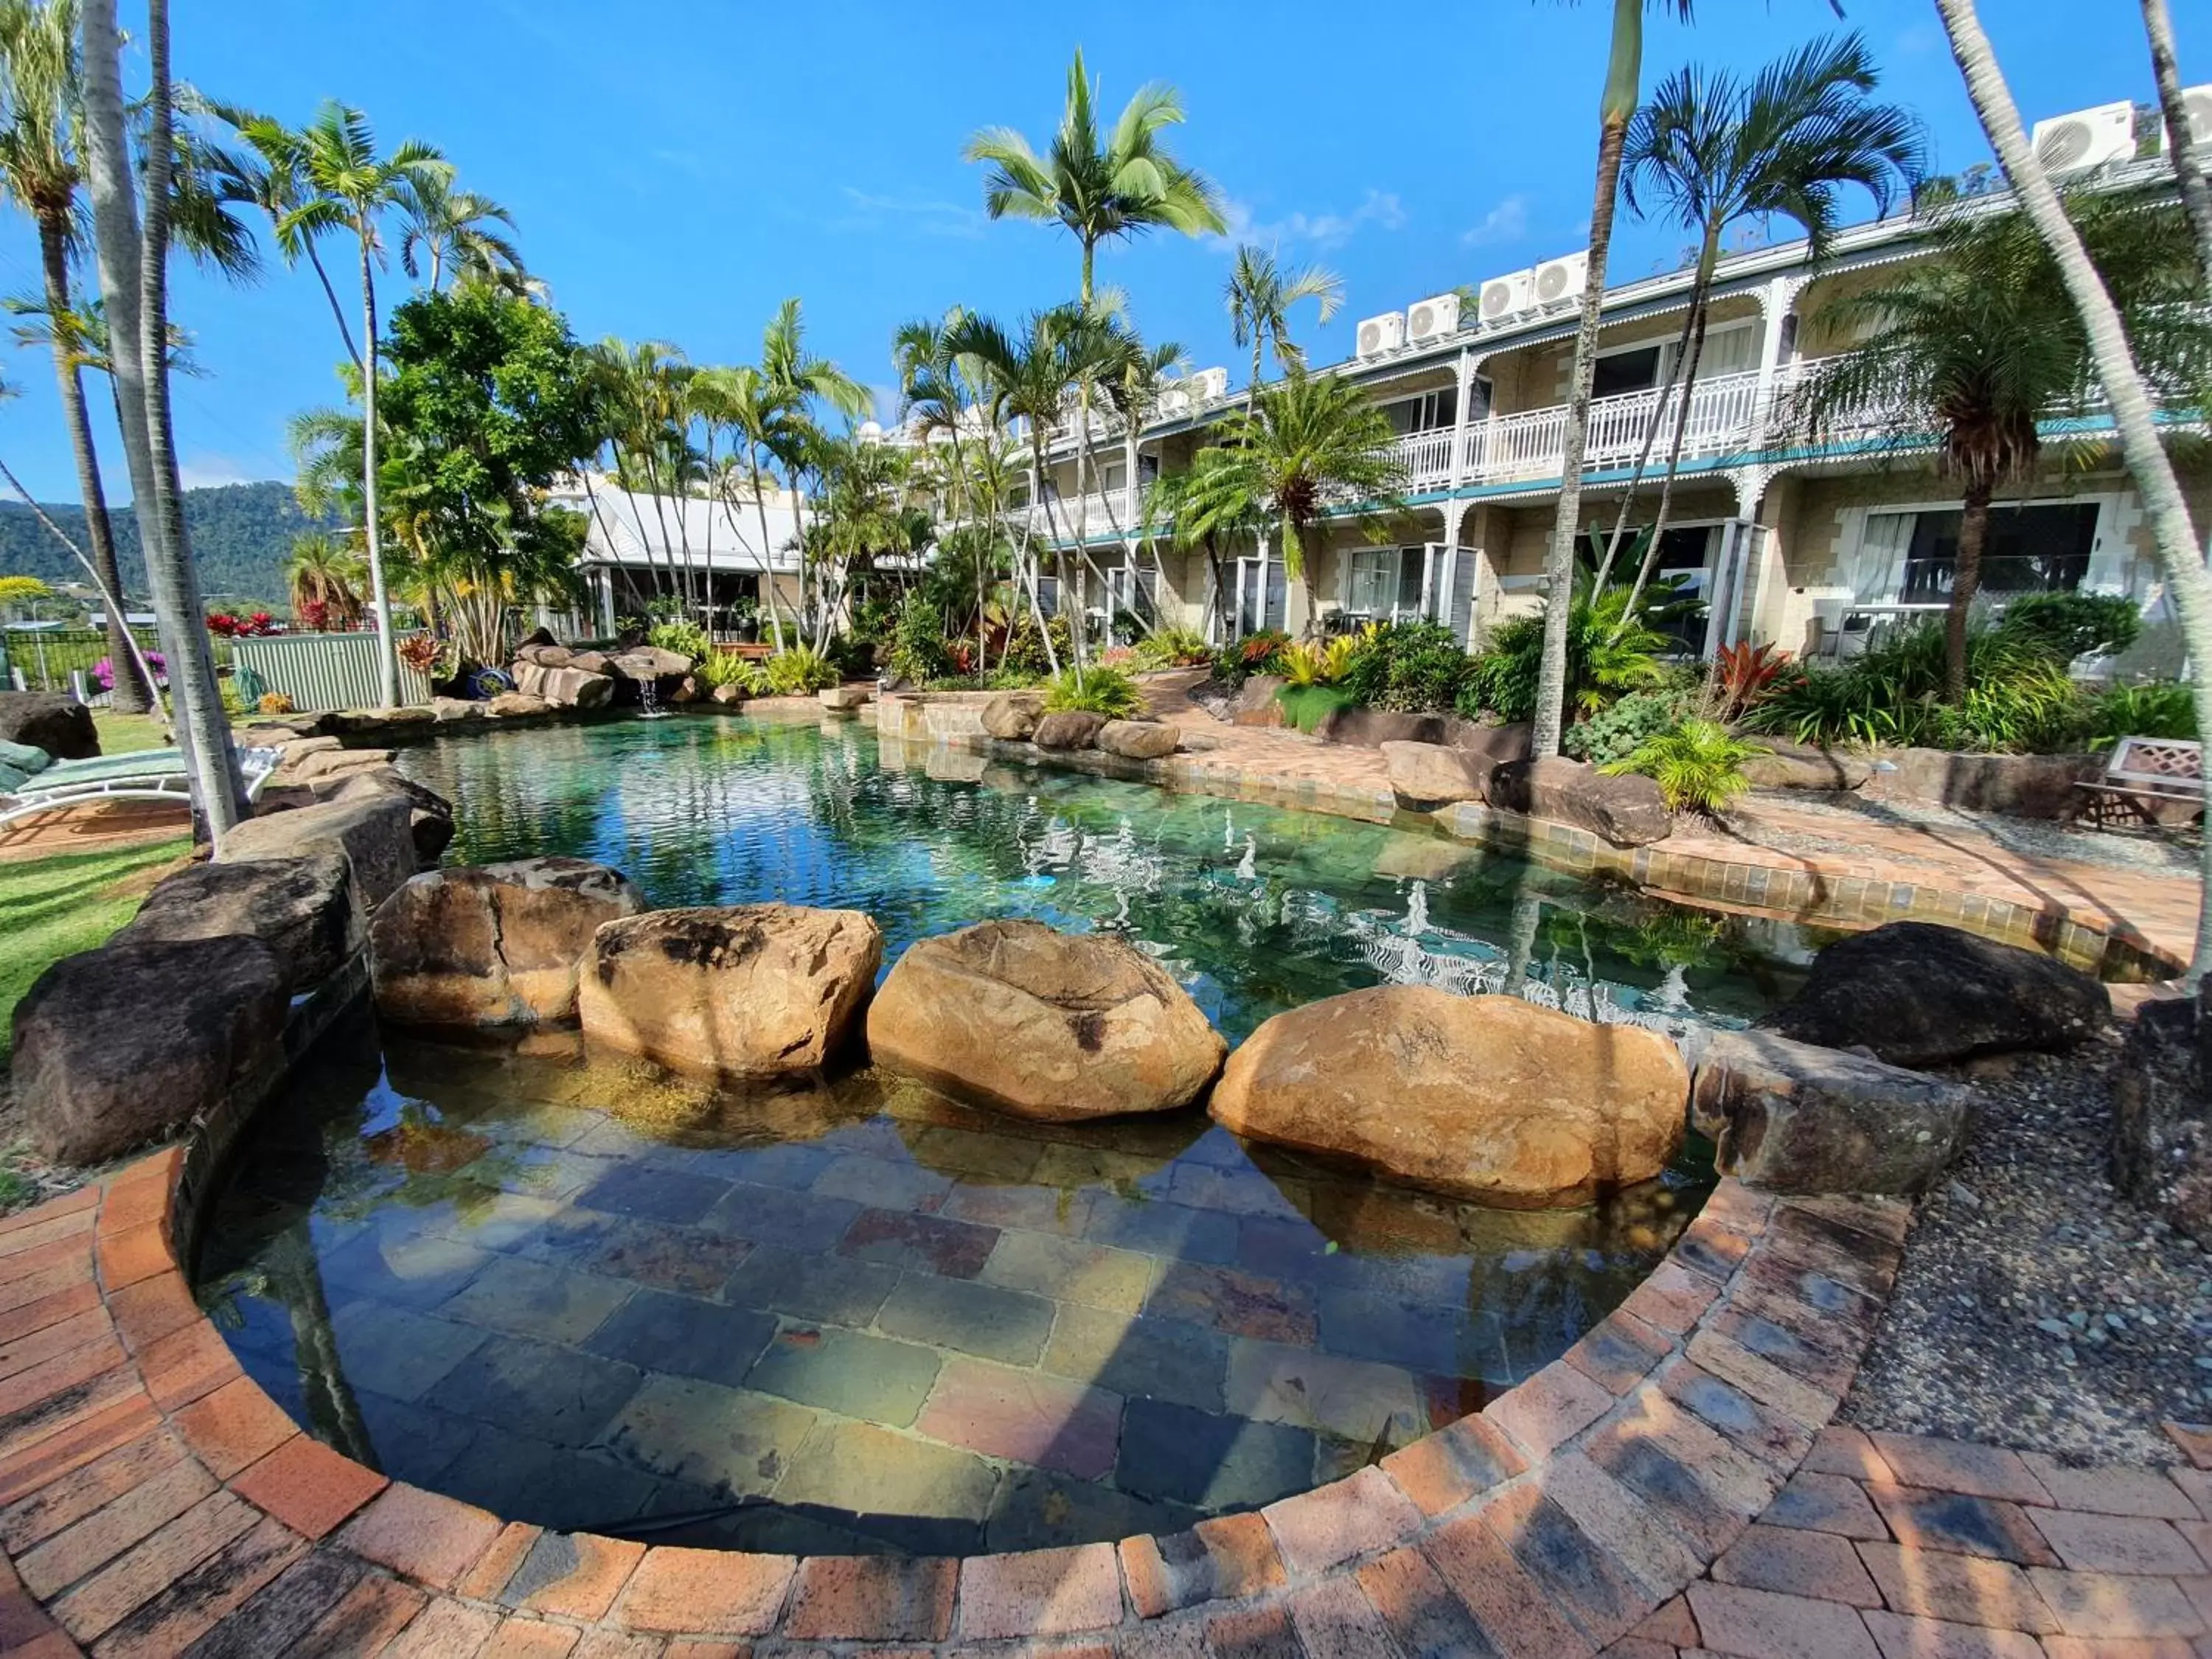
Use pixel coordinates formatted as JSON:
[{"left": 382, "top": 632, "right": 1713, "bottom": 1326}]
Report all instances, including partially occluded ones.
[
  {"left": 2066, "top": 735, "right": 2204, "bottom": 831},
  {"left": 0, "top": 742, "right": 285, "bottom": 830}
]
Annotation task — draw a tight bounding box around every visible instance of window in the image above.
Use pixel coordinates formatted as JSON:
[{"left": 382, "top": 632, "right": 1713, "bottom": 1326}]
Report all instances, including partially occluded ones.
[
  {"left": 1593, "top": 344, "right": 1663, "bottom": 397},
  {"left": 1345, "top": 548, "right": 1434, "bottom": 621},
  {"left": 1382, "top": 388, "right": 1458, "bottom": 435},
  {"left": 1852, "top": 504, "right": 2101, "bottom": 604}
]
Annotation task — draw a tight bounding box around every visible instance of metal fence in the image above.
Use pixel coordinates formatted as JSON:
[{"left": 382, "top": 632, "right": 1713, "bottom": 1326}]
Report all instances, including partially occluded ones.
[
  {"left": 0, "top": 627, "right": 235, "bottom": 701},
  {"left": 231, "top": 632, "right": 429, "bottom": 712}
]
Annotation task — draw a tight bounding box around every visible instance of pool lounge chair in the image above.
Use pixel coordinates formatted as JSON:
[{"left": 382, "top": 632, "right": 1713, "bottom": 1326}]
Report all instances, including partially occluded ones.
[{"left": 0, "top": 743, "right": 284, "bottom": 830}]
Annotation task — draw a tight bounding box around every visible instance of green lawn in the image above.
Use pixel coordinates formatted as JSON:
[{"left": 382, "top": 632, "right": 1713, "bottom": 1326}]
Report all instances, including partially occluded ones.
[
  {"left": 0, "top": 837, "right": 192, "bottom": 1065},
  {"left": 91, "top": 709, "right": 176, "bottom": 757}
]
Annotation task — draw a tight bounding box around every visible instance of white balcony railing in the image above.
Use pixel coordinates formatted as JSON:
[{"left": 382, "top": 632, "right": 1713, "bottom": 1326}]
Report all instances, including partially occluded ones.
[
  {"left": 1471, "top": 368, "right": 1774, "bottom": 486},
  {"left": 1001, "top": 489, "right": 1144, "bottom": 540}
]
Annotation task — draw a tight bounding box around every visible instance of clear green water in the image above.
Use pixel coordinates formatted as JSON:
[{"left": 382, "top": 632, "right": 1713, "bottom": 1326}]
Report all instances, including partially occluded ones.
[{"left": 190, "top": 710, "right": 1793, "bottom": 1556}]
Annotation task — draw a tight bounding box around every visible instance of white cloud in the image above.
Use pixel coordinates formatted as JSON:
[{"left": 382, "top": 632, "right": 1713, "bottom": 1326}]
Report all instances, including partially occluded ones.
[
  {"left": 178, "top": 453, "right": 263, "bottom": 490},
  {"left": 829, "top": 186, "right": 987, "bottom": 240},
  {"left": 1219, "top": 188, "right": 1406, "bottom": 251},
  {"left": 1461, "top": 193, "right": 1531, "bottom": 248}
]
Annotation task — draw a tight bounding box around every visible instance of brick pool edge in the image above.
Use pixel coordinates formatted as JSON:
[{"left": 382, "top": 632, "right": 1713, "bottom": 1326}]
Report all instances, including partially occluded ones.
[{"left": 0, "top": 1146, "right": 1905, "bottom": 1652}]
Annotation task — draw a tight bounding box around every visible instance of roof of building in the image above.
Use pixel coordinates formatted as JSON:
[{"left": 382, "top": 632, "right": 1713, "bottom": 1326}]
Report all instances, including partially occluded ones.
[{"left": 554, "top": 479, "right": 804, "bottom": 574}]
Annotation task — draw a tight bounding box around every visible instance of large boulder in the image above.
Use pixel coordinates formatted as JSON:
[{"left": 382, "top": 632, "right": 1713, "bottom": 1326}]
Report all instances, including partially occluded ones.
[
  {"left": 1690, "top": 1029, "right": 1975, "bottom": 1195},
  {"left": 1758, "top": 921, "right": 2110, "bottom": 1069},
  {"left": 1033, "top": 711, "right": 1106, "bottom": 751},
  {"left": 1382, "top": 741, "right": 1490, "bottom": 807},
  {"left": 428, "top": 697, "right": 482, "bottom": 723},
  {"left": 1868, "top": 747, "right": 2104, "bottom": 821},
  {"left": 2110, "top": 989, "right": 2212, "bottom": 1244},
  {"left": 1227, "top": 674, "right": 1286, "bottom": 728},
  {"left": 605, "top": 647, "right": 694, "bottom": 681},
  {"left": 276, "top": 746, "right": 396, "bottom": 785},
  {"left": 1487, "top": 756, "right": 1672, "bottom": 846},
  {"left": 120, "top": 854, "right": 360, "bottom": 994},
  {"left": 981, "top": 693, "right": 1043, "bottom": 741},
  {"left": 1210, "top": 987, "right": 1688, "bottom": 1208},
  {"left": 1096, "top": 720, "right": 1180, "bottom": 761},
  {"left": 487, "top": 691, "right": 550, "bottom": 720},
  {"left": 512, "top": 661, "right": 615, "bottom": 710},
  {"left": 818, "top": 685, "right": 869, "bottom": 711},
  {"left": 1742, "top": 738, "right": 1871, "bottom": 792},
  {"left": 220, "top": 794, "right": 417, "bottom": 917},
  {"left": 1312, "top": 706, "right": 1446, "bottom": 748},
  {"left": 327, "top": 769, "right": 456, "bottom": 864},
  {"left": 13, "top": 936, "right": 288, "bottom": 1165},
  {"left": 372, "top": 858, "right": 645, "bottom": 1027},
  {"left": 867, "top": 920, "right": 1225, "bottom": 1121},
  {"left": 1452, "top": 720, "right": 1534, "bottom": 772},
  {"left": 0, "top": 692, "right": 96, "bottom": 760},
  {"left": 578, "top": 904, "right": 883, "bottom": 1078}
]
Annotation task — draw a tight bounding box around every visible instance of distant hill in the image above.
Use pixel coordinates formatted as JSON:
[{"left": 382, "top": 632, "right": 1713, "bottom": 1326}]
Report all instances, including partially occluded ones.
[{"left": 0, "top": 481, "right": 336, "bottom": 608}]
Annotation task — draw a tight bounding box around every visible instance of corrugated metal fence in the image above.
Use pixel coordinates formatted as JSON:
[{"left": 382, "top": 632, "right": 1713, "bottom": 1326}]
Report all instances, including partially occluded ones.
[{"left": 232, "top": 633, "right": 430, "bottom": 712}]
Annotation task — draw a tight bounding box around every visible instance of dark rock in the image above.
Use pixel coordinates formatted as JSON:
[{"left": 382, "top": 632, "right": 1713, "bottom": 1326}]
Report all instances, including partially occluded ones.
[
  {"left": 327, "top": 768, "right": 456, "bottom": 863},
  {"left": 1034, "top": 712, "right": 1107, "bottom": 751},
  {"left": 0, "top": 692, "right": 97, "bottom": 759},
  {"left": 1313, "top": 706, "right": 1446, "bottom": 748},
  {"left": 120, "top": 853, "right": 360, "bottom": 993},
  {"left": 1228, "top": 675, "right": 1286, "bottom": 728},
  {"left": 220, "top": 793, "right": 417, "bottom": 916},
  {"left": 1449, "top": 719, "right": 1534, "bottom": 772},
  {"left": 1486, "top": 755, "right": 1672, "bottom": 846},
  {"left": 1867, "top": 748, "right": 2106, "bottom": 821},
  {"left": 13, "top": 936, "right": 288, "bottom": 1164},
  {"left": 1691, "top": 1029, "right": 1975, "bottom": 1195},
  {"left": 2111, "top": 990, "right": 2212, "bottom": 1244},
  {"left": 1758, "top": 921, "right": 2111, "bottom": 1068},
  {"left": 1742, "top": 737, "right": 1871, "bottom": 792},
  {"left": 518, "top": 626, "right": 559, "bottom": 650}
]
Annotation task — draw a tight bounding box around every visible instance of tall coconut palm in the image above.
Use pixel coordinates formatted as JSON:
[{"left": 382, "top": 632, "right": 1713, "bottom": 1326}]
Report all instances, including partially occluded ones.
[
  {"left": 209, "top": 102, "right": 361, "bottom": 369},
  {"left": 1096, "top": 330, "right": 1185, "bottom": 634},
  {"left": 80, "top": 0, "right": 242, "bottom": 830},
  {"left": 1531, "top": 0, "right": 1699, "bottom": 760},
  {"left": 1791, "top": 196, "right": 2204, "bottom": 701},
  {"left": 397, "top": 170, "right": 524, "bottom": 294},
  {"left": 0, "top": 0, "right": 145, "bottom": 710},
  {"left": 758, "top": 299, "right": 866, "bottom": 648},
  {"left": 2139, "top": 0, "right": 2212, "bottom": 281},
  {"left": 895, "top": 307, "right": 994, "bottom": 658},
  {"left": 1225, "top": 245, "right": 1342, "bottom": 411},
  {"left": 1608, "top": 31, "right": 1925, "bottom": 614},
  {"left": 690, "top": 362, "right": 804, "bottom": 647},
  {"left": 1936, "top": 0, "right": 2212, "bottom": 978},
  {"left": 278, "top": 102, "right": 451, "bottom": 708},
  {"left": 1169, "top": 369, "right": 1411, "bottom": 631}
]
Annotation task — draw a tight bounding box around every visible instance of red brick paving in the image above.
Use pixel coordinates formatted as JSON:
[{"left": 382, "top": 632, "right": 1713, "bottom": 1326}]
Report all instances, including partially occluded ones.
[{"left": 0, "top": 1145, "right": 2196, "bottom": 1654}]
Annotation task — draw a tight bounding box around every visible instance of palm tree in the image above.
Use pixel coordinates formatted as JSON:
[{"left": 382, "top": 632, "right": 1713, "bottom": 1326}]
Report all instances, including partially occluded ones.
[
  {"left": 209, "top": 102, "right": 361, "bottom": 369},
  {"left": 397, "top": 170, "right": 524, "bottom": 294},
  {"left": 278, "top": 102, "right": 451, "bottom": 709},
  {"left": 2139, "top": 0, "right": 2212, "bottom": 281},
  {"left": 1790, "top": 196, "right": 2204, "bottom": 701},
  {"left": 1225, "top": 245, "right": 1343, "bottom": 411},
  {"left": 1608, "top": 31, "right": 1924, "bottom": 613},
  {"left": 1096, "top": 330, "right": 1185, "bottom": 634},
  {"left": 757, "top": 299, "right": 868, "bottom": 649},
  {"left": 690, "top": 362, "right": 804, "bottom": 647},
  {"left": 1168, "top": 369, "right": 1411, "bottom": 631},
  {"left": 1936, "top": 0, "right": 2212, "bottom": 980},
  {"left": 895, "top": 307, "right": 993, "bottom": 659},
  {"left": 1531, "top": 0, "right": 1698, "bottom": 762},
  {"left": 283, "top": 530, "right": 366, "bottom": 627},
  {"left": 0, "top": 0, "right": 145, "bottom": 712}
]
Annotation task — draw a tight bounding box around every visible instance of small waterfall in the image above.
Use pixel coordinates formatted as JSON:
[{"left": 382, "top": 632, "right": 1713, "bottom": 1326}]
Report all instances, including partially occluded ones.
[{"left": 636, "top": 678, "right": 671, "bottom": 720}]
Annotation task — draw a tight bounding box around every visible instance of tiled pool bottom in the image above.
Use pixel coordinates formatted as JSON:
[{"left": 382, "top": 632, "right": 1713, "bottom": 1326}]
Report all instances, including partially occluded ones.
[{"left": 193, "top": 1021, "right": 1714, "bottom": 1557}]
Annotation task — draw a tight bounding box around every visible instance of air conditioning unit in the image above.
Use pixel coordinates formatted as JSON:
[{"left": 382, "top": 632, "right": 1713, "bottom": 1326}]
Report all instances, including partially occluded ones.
[
  {"left": 1355, "top": 312, "right": 1405, "bottom": 358},
  {"left": 1156, "top": 384, "right": 1191, "bottom": 419},
  {"left": 1478, "top": 270, "right": 1532, "bottom": 324},
  {"left": 1189, "top": 366, "right": 1229, "bottom": 403},
  {"left": 1405, "top": 293, "right": 1461, "bottom": 341},
  {"left": 2031, "top": 101, "right": 2135, "bottom": 175},
  {"left": 1531, "top": 251, "right": 1589, "bottom": 307},
  {"left": 2156, "top": 83, "right": 2212, "bottom": 152}
]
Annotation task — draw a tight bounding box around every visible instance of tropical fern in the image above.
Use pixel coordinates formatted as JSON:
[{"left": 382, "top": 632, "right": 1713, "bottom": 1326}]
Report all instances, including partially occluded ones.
[{"left": 1603, "top": 719, "right": 1767, "bottom": 815}]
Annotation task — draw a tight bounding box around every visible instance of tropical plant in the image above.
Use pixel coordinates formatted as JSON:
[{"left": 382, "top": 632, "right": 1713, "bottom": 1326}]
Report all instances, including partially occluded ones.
[
  {"left": 1276, "top": 684, "right": 1357, "bottom": 734},
  {"left": 887, "top": 591, "right": 951, "bottom": 685},
  {"left": 0, "top": 0, "right": 145, "bottom": 710},
  {"left": 0, "top": 571, "right": 46, "bottom": 612},
  {"left": 1338, "top": 620, "right": 1472, "bottom": 713},
  {"left": 1995, "top": 591, "right": 2140, "bottom": 665},
  {"left": 1277, "top": 634, "right": 1359, "bottom": 688},
  {"left": 268, "top": 101, "right": 452, "bottom": 706},
  {"left": 1168, "top": 369, "right": 1410, "bottom": 619},
  {"left": 1705, "top": 639, "right": 1793, "bottom": 721},
  {"left": 2086, "top": 679, "right": 2196, "bottom": 748},
  {"left": 1225, "top": 245, "right": 1342, "bottom": 409},
  {"left": 1603, "top": 717, "right": 1767, "bottom": 814},
  {"left": 2140, "top": 0, "right": 2212, "bottom": 291},
  {"left": 1128, "top": 624, "right": 1209, "bottom": 670},
  {"left": 396, "top": 168, "right": 524, "bottom": 294},
  {"left": 695, "top": 649, "right": 765, "bottom": 694},
  {"left": 1468, "top": 585, "right": 1672, "bottom": 723},
  {"left": 1041, "top": 663, "right": 1141, "bottom": 719},
  {"left": 647, "top": 618, "right": 711, "bottom": 661},
  {"left": 757, "top": 299, "right": 870, "bottom": 651},
  {"left": 762, "top": 644, "right": 838, "bottom": 695},
  {"left": 1604, "top": 32, "right": 1924, "bottom": 607},
  {"left": 1563, "top": 683, "right": 1696, "bottom": 765},
  {"left": 1790, "top": 193, "right": 2204, "bottom": 702}
]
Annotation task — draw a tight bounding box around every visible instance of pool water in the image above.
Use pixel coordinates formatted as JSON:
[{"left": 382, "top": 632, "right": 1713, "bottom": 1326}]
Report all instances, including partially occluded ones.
[{"left": 192, "top": 710, "right": 1795, "bottom": 1556}]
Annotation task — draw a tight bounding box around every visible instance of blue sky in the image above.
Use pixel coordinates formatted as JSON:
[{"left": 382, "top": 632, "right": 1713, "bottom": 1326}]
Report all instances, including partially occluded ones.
[{"left": 0, "top": 0, "right": 2194, "bottom": 502}]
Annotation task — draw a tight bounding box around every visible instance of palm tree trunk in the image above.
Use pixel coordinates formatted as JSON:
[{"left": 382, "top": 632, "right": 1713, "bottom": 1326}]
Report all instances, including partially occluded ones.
[
  {"left": 1026, "top": 453, "right": 1062, "bottom": 675},
  {"left": 306, "top": 243, "right": 363, "bottom": 372},
  {"left": 358, "top": 236, "right": 400, "bottom": 708},
  {"left": 745, "top": 454, "right": 790, "bottom": 649},
  {"left": 81, "top": 0, "right": 242, "bottom": 835},
  {"left": 1936, "top": 0, "right": 2212, "bottom": 976},
  {"left": 0, "top": 453, "right": 166, "bottom": 716},
  {"left": 37, "top": 216, "right": 146, "bottom": 715},
  {"left": 2140, "top": 0, "right": 2212, "bottom": 281},
  {"left": 1531, "top": 0, "right": 1642, "bottom": 760},
  {"left": 1617, "top": 280, "right": 1714, "bottom": 627},
  {"left": 1590, "top": 289, "right": 1703, "bottom": 595},
  {"left": 1944, "top": 481, "right": 1994, "bottom": 703}
]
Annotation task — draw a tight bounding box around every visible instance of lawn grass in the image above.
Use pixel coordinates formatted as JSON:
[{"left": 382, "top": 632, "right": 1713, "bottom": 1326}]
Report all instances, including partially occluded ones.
[
  {"left": 91, "top": 709, "right": 175, "bottom": 756},
  {"left": 0, "top": 836, "right": 192, "bottom": 1065}
]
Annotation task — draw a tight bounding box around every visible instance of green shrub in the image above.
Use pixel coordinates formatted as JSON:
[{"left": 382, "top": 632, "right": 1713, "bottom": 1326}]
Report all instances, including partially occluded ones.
[
  {"left": 2084, "top": 679, "right": 2197, "bottom": 748},
  {"left": 1563, "top": 685, "right": 1694, "bottom": 767},
  {"left": 763, "top": 646, "right": 839, "bottom": 695},
  {"left": 984, "top": 666, "right": 1047, "bottom": 691},
  {"left": 1997, "top": 591, "right": 2140, "bottom": 663},
  {"left": 1130, "top": 625, "right": 1211, "bottom": 670},
  {"left": 697, "top": 651, "right": 766, "bottom": 694},
  {"left": 1042, "top": 664, "right": 1142, "bottom": 718},
  {"left": 648, "top": 619, "right": 712, "bottom": 661},
  {"left": 1213, "top": 630, "right": 1290, "bottom": 689},
  {"left": 998, "top": 613, "right": 1071, "bottom": 680},
  {"left": 888, "top": 593, "right": 951, "bottom": 685},
  {"left": 1340, "top": 621, "right": 1470, "bottom": 713},
  {"left": 1603, "top": 718, "right": 1767, "bottom": 815},
  {"left": 1464, "top": 588, "right": 1669, "bottom": 723},
  {"left": 1276, "top": 684, "right": 1357, "bottom": 733}
]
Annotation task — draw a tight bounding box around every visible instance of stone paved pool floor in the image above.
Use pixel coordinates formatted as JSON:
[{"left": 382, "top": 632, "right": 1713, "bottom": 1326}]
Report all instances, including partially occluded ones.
[{"left": 195, "top": 1032, "right": 1703, "bottom": 1558}]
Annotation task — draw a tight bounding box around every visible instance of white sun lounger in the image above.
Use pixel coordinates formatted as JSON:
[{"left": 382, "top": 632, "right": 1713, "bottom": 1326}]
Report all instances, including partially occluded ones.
[{"left": 0, "top": 744, "right": 284, "bottom": 830}]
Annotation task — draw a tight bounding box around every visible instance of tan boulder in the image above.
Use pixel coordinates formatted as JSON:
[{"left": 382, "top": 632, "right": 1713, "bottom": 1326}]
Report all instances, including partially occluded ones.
[
  {"left": 710, "top": 682, "right": 747, "bottom": 705},
  {"left": 981, "top": 693, "right": 1043, "bottom": 740},
  {"left": 868, "top": 920, "right": 1225, "bottom": 1121},
  {"left": 579, "top": 904, "right": 883, "bottom": 1078},
  {"left": 428, "top": 697, "right": 482, "bottom": 723},
  {"left": 487, "top": 691, "right": 550, "bottom": 719},
  {"left": 1097, "top": 720, "right": 1180, "bottom": 760},
  {"left": 1210, "top": 987, "right": 1688, "bottom": 1208},
  {"left": 220, "top": 793, "right": 417, "bottom": 917},
  {"left": 818, "top": 684, "right": 869, "bottom": 710},
  {"left": 512, "top": 661, "right": 614, "bottom": 709},
  {"left": 371, "top": 858, "right": 646, "bottom": 1027},
  {"left": 1033, "top": 711, "right": 1105, "bottom": 751},
  {"left": 1381, "top": 741, "right": 1492, "bottom": 807}
]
